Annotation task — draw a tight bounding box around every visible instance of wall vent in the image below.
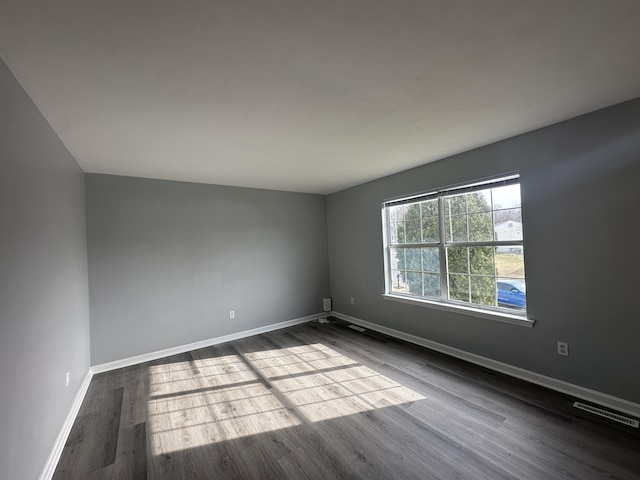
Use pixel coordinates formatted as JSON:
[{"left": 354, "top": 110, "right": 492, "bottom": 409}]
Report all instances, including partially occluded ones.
[
  {"left": 573, "top": 402, "right": 639, "bottom": 428},
  {"left": 348, "top": 324, "right": 366, "bottom": 332}
]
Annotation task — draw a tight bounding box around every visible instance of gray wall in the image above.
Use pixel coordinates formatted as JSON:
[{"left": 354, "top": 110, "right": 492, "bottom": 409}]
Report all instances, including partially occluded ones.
[
  {"left": 86, "top": 174, "right": 329, "bottom": 365},
  {"left": 327, "top": 99, "right": 640, "bottom": 404},
  {"left": 0, "top": 58, "right": 90, "bottom": 479}
]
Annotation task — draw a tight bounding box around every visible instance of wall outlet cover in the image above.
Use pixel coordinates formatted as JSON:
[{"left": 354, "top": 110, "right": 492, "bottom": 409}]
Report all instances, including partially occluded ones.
[{"left": 557, "top": 342, "right": 569, "bottom": 356}]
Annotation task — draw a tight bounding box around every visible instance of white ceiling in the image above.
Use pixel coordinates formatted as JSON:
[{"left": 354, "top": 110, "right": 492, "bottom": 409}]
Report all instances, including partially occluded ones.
[{"left": 1, "top": 1, "right": 640, "bottom": 194}]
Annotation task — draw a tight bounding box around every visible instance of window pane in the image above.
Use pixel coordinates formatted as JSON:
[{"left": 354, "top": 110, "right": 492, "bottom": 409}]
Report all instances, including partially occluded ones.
[
  {"left": 445, "top": 194, "right": 467, "bottom": 215},
  {"left": 467, "top": 190, "right": 492, "bottom": 213},
  {"left": 390, "top": 270, "right": 405, "bottom": 293},
  {"left": 423, "top": 273, "right": 441, "bottom": 297},
  {"left": 392, "top": 222, "right": 406, "bottom": 244},
  {"left": 492, "top": 184, "right": 521, "bottom": 210},
  {"left": 421, "top": 216, "right": 440, "bottom": 243},
  {"left": 405, "top": 248, "right": 422, "bottom": 272},
  {"left": 468, "top": 212, "right": 493, "bottom": 242},
  {"left": 420, "top": 199, "right": 439, "bottom": 218},
  {"left": 448, "top": 274, "right": 469, "bottom": 302},
  {"left": 445, "top": 214, "right": 468, "bottom": 242},
  {"left": 388, "top": 205, "right": 405, "bottom": 222},
  {"left": 391, "top": 247, "right": 405, "bottom": 271},
  {"left": 469, "top": 246, "right": 495, "bottom": 276},
  {"left": 492, "top": 184, "right": 522, "bottom": 241},
  {"left": 470, "top": 276, "right": 496, "bottom": 306},
  {"left": 493, "top": 207, "right": 521, "bottom": 226},
  {"left": 389, "top": 222, "right": 400, "bottom": 244},
  {"left": 493, "top": 211, "right": 522, "bottom": 241},
  {"left": 421, "top": 247, "right": 440, "bottom": 273},
  {"left": 497, "top": 278, "right": 526, "bottom": 310},
  {"left": 447, "top": 247, "right": 468, "bottom": 274},
  {"left": 404, "top": 203, "right": 421, "bottom": 221},
  {"left": 495, "top": 247, "right": 525, "bottom": 279},
  {"left": 405, "top": 271, "right": 422, "bottom": 296},
  {"left": 405, "top": 220, "right": 421, "bottom": 243}
]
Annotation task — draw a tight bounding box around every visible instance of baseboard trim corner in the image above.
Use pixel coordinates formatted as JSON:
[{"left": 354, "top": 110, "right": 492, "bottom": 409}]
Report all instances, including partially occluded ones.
[
  {"left": 39, "top": 368, "right": 93, "bottom": 480},
  {"left": 92, "top": 313, "right": 323, "bottom": 374},
  {"left": 330, "top": 311, "right": 640, "bottom": 419}
]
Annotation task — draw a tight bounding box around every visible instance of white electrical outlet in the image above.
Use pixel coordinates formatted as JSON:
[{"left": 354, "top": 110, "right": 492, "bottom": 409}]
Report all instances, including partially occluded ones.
[
  {"left": 229, "top": 310, "right": 235, "bottom": 319},
  {"left": 65, "top": 371, "right": 70, "bottom": 387},
  {"left": 557, "top": 341, "right": 569, "bottom": 356},
  {"left": 350, "top": 297, "right": 355, "bottom": 304}
]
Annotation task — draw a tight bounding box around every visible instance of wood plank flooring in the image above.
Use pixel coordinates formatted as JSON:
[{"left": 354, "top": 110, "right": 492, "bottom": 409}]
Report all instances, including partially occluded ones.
[{"left": 52, "top": 319, "right": 640, "bottom": 479}]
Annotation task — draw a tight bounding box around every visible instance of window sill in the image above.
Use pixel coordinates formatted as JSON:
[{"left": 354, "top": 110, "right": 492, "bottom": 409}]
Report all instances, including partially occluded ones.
[{"left": 381, "top": 294, "right": 535, "bottom": 328}]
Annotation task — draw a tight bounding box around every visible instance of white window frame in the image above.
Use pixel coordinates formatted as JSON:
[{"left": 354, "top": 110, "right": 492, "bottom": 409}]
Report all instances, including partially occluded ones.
[{"left": 381, "top": 174, "right": 533, "bottom": 327}]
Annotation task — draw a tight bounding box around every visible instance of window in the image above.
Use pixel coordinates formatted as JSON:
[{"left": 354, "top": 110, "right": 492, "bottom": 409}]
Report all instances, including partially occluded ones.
[{"left": 383, "top": 174, "right": 527, "bottom": 317}]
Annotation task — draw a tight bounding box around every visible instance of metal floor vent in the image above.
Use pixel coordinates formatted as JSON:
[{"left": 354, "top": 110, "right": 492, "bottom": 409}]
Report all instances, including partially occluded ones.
[
  {"left": 573, "top": 402, "right": 639, "bottom": 428},
  {"left": 348, "top": 324, "right": 366, "bottom": 332}
]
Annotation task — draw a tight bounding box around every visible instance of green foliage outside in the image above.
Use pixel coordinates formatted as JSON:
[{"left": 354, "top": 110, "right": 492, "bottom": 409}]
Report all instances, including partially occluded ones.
[{"left": 394, "top": 191, "right": 514, "bottom": 307}]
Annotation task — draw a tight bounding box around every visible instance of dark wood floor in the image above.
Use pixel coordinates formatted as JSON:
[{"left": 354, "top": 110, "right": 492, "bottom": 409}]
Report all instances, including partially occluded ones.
[{"left": 53, "top": 319, "right": 640, "bottom": 479}]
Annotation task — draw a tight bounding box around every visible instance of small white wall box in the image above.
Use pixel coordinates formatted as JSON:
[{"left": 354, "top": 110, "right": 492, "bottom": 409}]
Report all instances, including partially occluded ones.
[{"left": 323, "top": 298, "right": 332, "bottom": 312}]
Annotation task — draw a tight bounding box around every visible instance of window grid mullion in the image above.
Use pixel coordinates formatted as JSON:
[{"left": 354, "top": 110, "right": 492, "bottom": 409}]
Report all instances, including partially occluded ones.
[
  {"left": 390, "top": 242, "right": 440, "bottom": 248},
  {"left": 465, "top": 192, "right": 470, "bottom": 243},
  {"left": 466, "top": 247, "right": 471, "bottom": 303},
  {"left": 438, "top": 195, "right": 448, "bottom": 301},
  {"left": 490, "top": 189, "right": 495, "bottom": 242},
  {"left": 385, "top": 208, "right": 393, "bottom": 292},
  {"left": 444, "top": 240, "right": 522, "bottom": 248}
]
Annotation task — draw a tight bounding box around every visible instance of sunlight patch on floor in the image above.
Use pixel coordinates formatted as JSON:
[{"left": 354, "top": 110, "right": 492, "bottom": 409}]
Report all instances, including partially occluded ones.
[
  {"left": 148, "top": 343, "right": 425, "bottom": 454},
  {"left": 269, "top": 363, "right": 425, "bottom": 422}
]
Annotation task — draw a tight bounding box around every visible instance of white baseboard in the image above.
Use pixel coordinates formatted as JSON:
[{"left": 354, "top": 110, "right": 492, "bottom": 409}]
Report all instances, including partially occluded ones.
[
  {"left": 39, "top": 369, "right": 93, "bottom": 480},
  {"left": 92, "top": 313, "right": 323, "bottom": 374},
  {"left": 331, "top": 311, "right": 640, "bottom": 419}
]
